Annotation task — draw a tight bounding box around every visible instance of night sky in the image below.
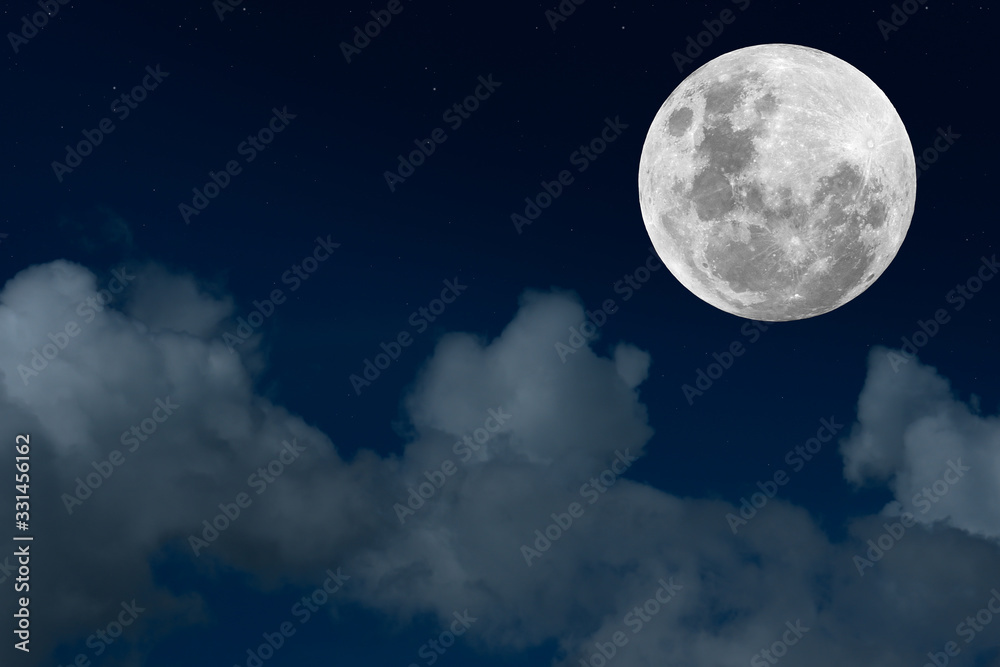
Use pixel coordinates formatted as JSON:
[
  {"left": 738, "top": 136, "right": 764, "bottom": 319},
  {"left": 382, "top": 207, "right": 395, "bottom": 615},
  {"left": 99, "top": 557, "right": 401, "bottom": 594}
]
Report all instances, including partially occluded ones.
[{"left": 1, "top": 1, "right": 998, "bottom": 666}]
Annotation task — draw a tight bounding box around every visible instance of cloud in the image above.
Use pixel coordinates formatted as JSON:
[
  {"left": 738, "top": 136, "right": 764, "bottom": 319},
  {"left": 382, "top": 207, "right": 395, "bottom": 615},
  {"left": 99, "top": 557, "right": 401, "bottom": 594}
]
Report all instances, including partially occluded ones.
[
  {"left": 0, "top": 262, "right": 999, "bottom": 666},
  {"left": 841, "top": 347, "right": 1000, "bottom": 540},
  {"left": 56, "top": 207, "right": 135, "bottom": 257},
  {"left": 120, "top": 263, "right": 234, "bottom": 338},
  {"left": 614, "top": 343, "right": 651, "bottom": 389}
]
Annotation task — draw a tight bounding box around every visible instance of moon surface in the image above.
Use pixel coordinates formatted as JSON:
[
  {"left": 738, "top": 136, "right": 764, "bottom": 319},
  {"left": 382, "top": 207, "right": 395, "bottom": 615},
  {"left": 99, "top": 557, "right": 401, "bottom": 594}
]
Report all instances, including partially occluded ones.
[{"left": 638, "top": 44, "right": 916, "bottom": 321}]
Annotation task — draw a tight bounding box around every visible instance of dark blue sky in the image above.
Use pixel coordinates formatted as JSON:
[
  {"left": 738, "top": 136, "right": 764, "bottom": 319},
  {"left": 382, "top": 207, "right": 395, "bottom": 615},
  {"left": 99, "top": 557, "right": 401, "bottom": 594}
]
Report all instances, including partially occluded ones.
[{"left": 1, "top": 1, "right": 998, "bottom": 666}]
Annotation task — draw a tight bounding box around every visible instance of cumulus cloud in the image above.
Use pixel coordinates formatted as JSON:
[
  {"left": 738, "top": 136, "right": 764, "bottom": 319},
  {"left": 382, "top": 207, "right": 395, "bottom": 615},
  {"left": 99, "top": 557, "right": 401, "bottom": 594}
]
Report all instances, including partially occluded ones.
[
  {"left": 842, "top": 347, "right": 1000, "bottom": 540},
  {"left": 614, "top": 343, "right": 651, "bottom": 389},
  {"left": 0, "top": 262, "right": 999, "bottom": 666},
  {"left": 119, "top": 263, "right": 234, "bottom": 338}
]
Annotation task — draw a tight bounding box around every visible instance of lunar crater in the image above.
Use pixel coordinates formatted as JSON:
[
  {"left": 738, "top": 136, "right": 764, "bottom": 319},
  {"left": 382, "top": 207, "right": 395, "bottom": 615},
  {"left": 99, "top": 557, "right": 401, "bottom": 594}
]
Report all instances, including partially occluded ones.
[{"left": 638, "top": 44, "right": 915, "bottom": 321}]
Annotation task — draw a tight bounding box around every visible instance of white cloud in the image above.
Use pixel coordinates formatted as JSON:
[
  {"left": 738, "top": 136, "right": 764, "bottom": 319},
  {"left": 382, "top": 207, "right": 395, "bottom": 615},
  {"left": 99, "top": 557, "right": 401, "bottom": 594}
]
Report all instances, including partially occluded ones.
[
  {"left": 614, "top": 343, "right": 651, "bottom": 389},
  {"left": 1, "top": 263, "right": 999, "bottom": 666},
  {"left": 842, "top": 347, "right": 1000, "bottom": 540}
]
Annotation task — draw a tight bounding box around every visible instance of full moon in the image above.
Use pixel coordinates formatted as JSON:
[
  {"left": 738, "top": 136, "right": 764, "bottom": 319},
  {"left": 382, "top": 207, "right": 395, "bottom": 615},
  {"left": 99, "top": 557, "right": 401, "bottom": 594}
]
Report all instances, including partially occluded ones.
[{"left": 638, "top": 44, "right": 916, "bottom": 321}]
